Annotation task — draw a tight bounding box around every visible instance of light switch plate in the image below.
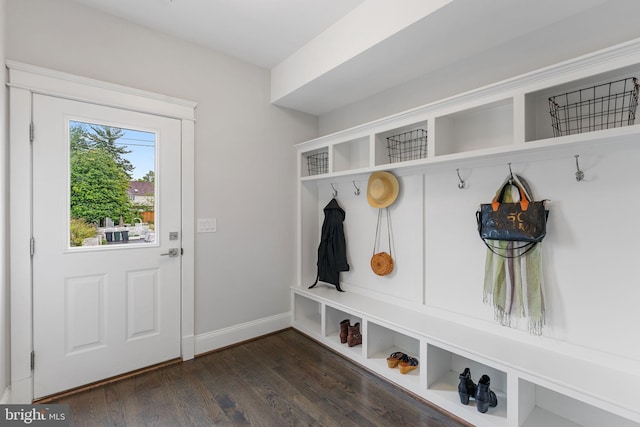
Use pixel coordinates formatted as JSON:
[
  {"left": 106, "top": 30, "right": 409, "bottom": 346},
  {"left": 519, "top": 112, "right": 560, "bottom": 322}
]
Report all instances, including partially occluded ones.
[{"left": 197, "top": 218, "right": 217, "bottom": 233}]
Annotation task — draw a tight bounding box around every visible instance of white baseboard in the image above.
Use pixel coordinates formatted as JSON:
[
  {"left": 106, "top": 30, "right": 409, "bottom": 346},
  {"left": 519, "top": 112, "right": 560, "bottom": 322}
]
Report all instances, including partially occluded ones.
[
  {"left": 195, "top": 312, "right": 291, "bottom": 355},
  {"left": 181, "top": 334, "right": 195, "bottom": 361},
  {"left": 8, "top": 377, "right": 31, "bottom": 403},
  {"left": 1, "top": 386, "right": 10, "bottom": 404}
]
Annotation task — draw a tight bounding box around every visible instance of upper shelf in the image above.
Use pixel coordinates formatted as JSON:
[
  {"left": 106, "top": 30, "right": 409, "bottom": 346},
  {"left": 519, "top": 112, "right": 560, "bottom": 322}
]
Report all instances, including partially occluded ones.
[{"left": 297, "top": 38, "right": 640, "bottom": 180}]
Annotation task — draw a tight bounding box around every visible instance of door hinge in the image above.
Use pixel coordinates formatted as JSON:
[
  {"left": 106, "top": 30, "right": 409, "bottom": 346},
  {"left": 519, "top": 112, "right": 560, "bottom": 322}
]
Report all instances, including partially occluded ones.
[
  {"left": 181, "top": 248, "right": 184, "bottom": 255},
  {"left": 30, "top": 237, "right": 35, "bottom": 256},
  {"left": 29, "top": 122, "right": 34, "bottom": 143},
  {"left": 31, "top": 351, "right": 35, "bottom": 370}
]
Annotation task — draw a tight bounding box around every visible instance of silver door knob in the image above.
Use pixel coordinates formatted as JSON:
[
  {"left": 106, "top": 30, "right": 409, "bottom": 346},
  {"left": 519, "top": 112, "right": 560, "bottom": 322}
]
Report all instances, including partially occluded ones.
[{"left": 160, "top": 248, "right": 179, "bottom": 257}]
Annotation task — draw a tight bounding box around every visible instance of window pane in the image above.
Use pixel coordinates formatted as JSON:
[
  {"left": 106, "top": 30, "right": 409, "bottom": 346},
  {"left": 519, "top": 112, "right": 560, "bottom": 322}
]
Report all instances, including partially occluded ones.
[{"left": 69, "top": 121, "right": 156, "bottom": 247}]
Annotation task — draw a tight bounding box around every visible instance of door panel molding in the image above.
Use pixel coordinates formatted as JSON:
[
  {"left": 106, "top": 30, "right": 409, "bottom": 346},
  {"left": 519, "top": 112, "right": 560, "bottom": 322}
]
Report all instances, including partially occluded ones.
[
  {"left": 65, "top": 274, "right": 107, "bottom": 354},
  {"left": 126, "top": 269, "right": 160, "bottom": 340},
  {"left": 8, "top": 61, "right": 196, "bottom": 403}
]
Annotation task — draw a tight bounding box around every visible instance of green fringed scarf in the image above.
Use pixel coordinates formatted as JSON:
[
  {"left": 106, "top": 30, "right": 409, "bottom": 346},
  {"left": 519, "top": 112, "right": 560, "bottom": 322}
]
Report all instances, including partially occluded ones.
[{"left": 483, "top": 177, "right": 545, "bottom": 335}]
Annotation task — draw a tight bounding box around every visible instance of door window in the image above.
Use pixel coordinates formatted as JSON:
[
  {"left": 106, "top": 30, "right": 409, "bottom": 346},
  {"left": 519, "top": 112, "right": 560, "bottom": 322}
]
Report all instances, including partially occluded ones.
[{"left": 69, "top": 120, "right": 157, "bottom": 248}]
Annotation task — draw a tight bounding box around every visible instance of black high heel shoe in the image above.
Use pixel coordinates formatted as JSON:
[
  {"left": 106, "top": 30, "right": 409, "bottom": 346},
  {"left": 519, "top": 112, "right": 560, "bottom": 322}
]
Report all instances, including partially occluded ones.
[
  {"left": 475, "top": 374, "right": 498, "bottom": 413},
  {"left": 457, "top": 368, "right": 477, "bottom": 405}
]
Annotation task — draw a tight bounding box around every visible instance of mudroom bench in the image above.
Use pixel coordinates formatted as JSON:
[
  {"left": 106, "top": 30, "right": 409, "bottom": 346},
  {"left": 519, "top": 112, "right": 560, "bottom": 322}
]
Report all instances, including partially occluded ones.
[{"left": 292, "top": 286, "right": 638, "bottom": 427}]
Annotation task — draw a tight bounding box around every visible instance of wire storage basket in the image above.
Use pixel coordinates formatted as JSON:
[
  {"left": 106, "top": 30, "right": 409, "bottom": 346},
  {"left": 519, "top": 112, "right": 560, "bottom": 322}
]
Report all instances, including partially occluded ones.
[
  {"left": 549, "top": 77, "right": 639, "bottom": 137},
  {"left": 306, "top": 152, "right": 328, "bottom": 176},
  {"left": 386, "top": 129, "right": 428, "bottom": 163}
]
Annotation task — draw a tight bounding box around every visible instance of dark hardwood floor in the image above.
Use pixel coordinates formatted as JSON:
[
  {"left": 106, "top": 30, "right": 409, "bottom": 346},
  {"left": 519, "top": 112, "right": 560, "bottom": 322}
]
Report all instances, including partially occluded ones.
[{"left": 52, "top": 329, "right": 469, "bottom": 426}]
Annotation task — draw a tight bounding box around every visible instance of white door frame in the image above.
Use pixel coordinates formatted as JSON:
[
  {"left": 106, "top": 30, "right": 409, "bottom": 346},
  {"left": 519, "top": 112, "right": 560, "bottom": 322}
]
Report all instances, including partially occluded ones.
[{"left": 7, "top": 61, "right": 197, "bottom": 404}]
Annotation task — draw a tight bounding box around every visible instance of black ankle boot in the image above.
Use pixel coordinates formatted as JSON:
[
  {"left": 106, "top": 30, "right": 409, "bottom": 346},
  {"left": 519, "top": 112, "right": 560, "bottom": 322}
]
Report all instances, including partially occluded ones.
[
  {"left": 475, "top": 374, "right": 498, "bottom": 413},
  {"left": 457, "top": 368, "right": 477, "bottom": 405}
]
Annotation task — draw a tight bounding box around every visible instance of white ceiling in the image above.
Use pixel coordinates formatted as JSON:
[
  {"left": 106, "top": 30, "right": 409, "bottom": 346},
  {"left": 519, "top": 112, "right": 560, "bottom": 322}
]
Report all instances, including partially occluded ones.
[
  {"left": 70, "top": 0, "right": 640, "bottom": 116},
  {"left": 70, "top": 0, "right": 365, "bottom": 69}
]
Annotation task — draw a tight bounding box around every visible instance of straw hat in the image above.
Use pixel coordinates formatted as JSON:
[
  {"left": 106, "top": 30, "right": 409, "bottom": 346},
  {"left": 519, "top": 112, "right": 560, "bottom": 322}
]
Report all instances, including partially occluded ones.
[{"left": 367, "top": 171, "right": 399, "bottom": 208}]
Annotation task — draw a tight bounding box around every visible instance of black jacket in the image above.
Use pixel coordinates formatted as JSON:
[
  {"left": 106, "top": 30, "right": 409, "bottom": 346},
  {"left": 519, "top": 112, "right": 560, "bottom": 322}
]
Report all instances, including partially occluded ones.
[{"left": 309, "top": 198, "right": 349, "bottom": 292}]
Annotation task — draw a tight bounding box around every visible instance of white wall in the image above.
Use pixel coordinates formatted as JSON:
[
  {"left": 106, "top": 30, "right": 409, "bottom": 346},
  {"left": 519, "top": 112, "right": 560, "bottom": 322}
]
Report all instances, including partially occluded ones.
[
  {"left": 5, "top": 0, "right": 317, "bottom": 352},
  {"left": 0, "top": 0, "right": 9, "bottom": 403}
]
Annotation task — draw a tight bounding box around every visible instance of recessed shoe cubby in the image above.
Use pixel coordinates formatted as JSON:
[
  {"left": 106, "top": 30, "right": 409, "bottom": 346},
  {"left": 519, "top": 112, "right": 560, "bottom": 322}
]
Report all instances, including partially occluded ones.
[
  {"left": 366, "top": 322, "right": 421, "bottom": 389},
  {"left": 294, "top": 39, "right": 640, "bottom": 427},
  {"left": 324, "top": 305, "right": 363, "bottom": 357},
  {"left": 426, "top": 343, "right": 508, "bottom": 426},
  {"left": 292, "top": 292, "right": 321, "bottom": 335},
  {"left": 518, "top": 380, "right": 639, "bottom": 427}
]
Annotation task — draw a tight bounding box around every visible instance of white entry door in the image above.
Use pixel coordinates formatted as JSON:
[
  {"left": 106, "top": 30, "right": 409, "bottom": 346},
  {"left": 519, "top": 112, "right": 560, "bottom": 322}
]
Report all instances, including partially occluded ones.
[{"left": 32, "top": 94, "right": 182, "bottom": 399}]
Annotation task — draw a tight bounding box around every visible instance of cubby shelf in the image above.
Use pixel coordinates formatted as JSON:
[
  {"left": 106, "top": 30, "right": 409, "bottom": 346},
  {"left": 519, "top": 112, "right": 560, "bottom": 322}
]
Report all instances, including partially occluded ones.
[
  {"left": 293, "top": 39, "right": 640, "bottom": 427},
  {"left": 297, "top": 39, "right": 640, "bottom": 180}
]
